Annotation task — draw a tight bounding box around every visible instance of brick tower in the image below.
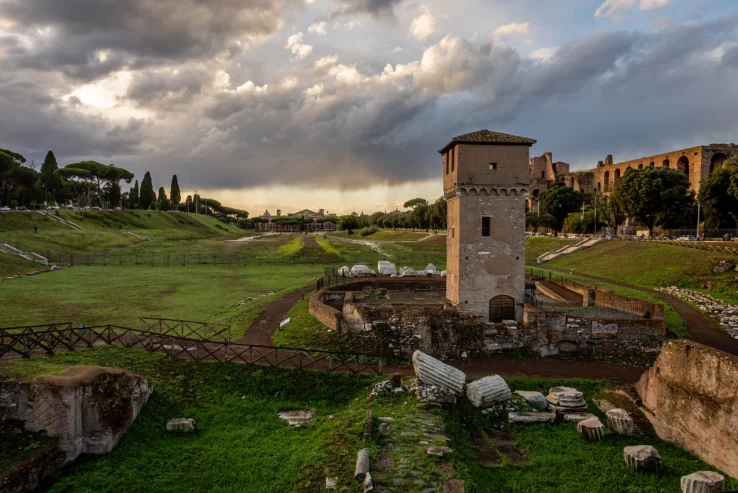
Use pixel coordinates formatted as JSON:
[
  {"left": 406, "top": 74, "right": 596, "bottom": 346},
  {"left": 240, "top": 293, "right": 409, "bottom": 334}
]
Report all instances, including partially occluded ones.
[{"left": 440, "top": 130, "right": 536, "bottom": 322}]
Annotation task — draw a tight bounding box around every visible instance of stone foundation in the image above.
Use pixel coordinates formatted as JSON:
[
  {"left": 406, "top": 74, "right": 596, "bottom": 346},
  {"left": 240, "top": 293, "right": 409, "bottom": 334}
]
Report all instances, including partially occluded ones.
[{"left": 309, "top": 279, "right": 665, "bottom": 360}]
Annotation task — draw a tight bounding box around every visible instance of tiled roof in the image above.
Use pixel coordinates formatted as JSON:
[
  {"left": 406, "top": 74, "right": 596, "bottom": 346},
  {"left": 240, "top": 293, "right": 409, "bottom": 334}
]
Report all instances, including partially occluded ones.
[{"left": 438, "top": 129, "right": 537, "bottom": 153}]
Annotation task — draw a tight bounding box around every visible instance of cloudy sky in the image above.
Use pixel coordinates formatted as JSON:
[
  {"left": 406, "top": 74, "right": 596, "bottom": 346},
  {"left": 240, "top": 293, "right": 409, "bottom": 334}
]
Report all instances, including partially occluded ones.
[{"left": 1, "top": 0, "right": 737, "bottom": 215}]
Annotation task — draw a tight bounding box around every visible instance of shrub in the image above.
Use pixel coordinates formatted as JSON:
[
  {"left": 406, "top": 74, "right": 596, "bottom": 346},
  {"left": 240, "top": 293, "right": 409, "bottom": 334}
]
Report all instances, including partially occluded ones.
[{"left": 359, "top": 226, "right": 379, "bottom": 237}]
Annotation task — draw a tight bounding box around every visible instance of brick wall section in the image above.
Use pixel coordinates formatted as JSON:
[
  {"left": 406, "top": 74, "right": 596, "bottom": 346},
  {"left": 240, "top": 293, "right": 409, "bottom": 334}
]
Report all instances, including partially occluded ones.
[
  {"left": 310, "top": 279, "right": 665, "bottom": 360},
  {"left": 551, "top": 278, "right": 664, "bottom": 320}
]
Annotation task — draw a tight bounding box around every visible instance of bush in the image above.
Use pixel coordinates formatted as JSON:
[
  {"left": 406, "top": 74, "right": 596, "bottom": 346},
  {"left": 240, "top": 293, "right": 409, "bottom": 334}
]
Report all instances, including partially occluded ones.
[
  {"left": 359, "top": 226, "right": 379, "bottom": 237},
  {"left": 215, "top": 224, "right": 225, "bottom": 230}
]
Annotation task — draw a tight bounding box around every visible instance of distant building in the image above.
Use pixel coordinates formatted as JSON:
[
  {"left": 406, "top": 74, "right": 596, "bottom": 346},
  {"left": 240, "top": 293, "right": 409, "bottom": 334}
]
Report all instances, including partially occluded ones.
[{"left": 257, "top": 207, "right": 336, "bottom": 232}]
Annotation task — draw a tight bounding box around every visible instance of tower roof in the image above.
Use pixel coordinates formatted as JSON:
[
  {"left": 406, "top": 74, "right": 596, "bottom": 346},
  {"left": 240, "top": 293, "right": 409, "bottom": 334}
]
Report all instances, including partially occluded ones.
[{"left": 438, "top": 129, "right": 537, "bottom": 153}]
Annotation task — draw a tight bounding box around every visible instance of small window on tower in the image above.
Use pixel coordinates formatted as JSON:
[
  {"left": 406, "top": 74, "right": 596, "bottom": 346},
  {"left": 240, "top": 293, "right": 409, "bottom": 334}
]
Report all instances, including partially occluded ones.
[
  {"left": 451, "top": 226, "right": 455, "bottom": 239},
  {"left": 482, "top": 217, "right": 491, "bottom": 237},
  {"left": 489, "top": 162, "right": 497, "bottom": 170}
]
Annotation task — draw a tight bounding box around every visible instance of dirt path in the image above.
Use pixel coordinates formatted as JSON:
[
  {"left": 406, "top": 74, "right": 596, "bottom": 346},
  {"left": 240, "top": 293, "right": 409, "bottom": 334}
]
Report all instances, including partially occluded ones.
[
  {"left": 236, "top": 285, "right": 314, "bottom": 346},
  {"left": 537, "top": 280, "right": 582, "bottom": 302},
  {"left": 302, "top": 234, "right": 320, "bottom": 250},
  {"left": 546, "top": 266, "right": 738, "bottom": 356}
]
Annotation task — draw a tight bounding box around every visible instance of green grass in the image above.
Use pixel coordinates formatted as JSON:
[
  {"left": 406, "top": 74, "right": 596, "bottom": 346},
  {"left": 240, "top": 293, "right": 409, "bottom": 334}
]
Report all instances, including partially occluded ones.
[
  {"left": 525, "top": 237, "right": 579, "bottom": 264},
  {"left": 314, "top": 235, "right": 341, "bottom": 257},
  {"left": 273, "top": 297, "right": 343, "bottom": 351},
  {"left": 446, "top": 377, "right": 738, "bottom": 493},
  {"left": 1, "top": 350, "right": 734, "bottom": 493},
  {"left": 0, "top": 346, "right": 377, "bottom": 493},
  {"left": 0, "top": 253, "right": 40, "bottom": 276},
  {"left": 0, "top": 265, "right": 320, "bottom": 337},
  {"left": 278, "top": 236, "right": 305, "bottom": 257},
  {"left": 546, "top": 240, "right": 738, "bottom": 304}
]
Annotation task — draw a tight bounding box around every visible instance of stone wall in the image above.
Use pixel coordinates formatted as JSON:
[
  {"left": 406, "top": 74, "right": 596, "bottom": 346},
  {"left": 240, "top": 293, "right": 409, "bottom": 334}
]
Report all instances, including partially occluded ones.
[
  {"left": 636, "top": 340, "right": 738, "bottom": 479},
  {"left": 545, "top": 277, "right": 664, "bottom": 319}
]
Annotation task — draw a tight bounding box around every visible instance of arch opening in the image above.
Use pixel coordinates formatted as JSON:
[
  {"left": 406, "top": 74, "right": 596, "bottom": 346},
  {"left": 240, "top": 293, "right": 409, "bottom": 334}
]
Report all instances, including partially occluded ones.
[
  {"left": 710, "top": 153, "right": 728, "bottom": 173},
  {"left": 489, "top": 295, "right": 515, "bottom": 323},
  {"left": 677, "top": 156, "right": 689, "bottom": 176},
  {"left": 604, "top": 171, "right": 610, "bottom": 192}
]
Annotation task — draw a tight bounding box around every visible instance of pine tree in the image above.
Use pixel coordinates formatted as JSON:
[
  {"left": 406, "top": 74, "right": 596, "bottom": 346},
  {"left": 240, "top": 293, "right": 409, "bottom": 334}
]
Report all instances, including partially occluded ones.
[
  {"left": 157, "top": 187, "right": 169, "bottom": 211},
  {"left": 40, "top": 151, "right": 59, "bottom": 203},
  {"left": 170, "top": 175, "right": 181, "bottom": 211},
  {"left": 130, "top": 180, "right": 139, "bottom": 209},
  {"left": 140, "top": 172, "right": 155, "bottom": 209}
]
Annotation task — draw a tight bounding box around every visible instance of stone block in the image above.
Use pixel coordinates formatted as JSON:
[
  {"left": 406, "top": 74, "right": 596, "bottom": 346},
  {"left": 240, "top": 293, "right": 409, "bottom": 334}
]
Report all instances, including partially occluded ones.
[
  {"left": 354, "top": 448, "right": 370, "bottom": 481},
  {"left": 563, "top": 413, "right": 597, "bottom": 423},
  {"left": 624, "top": 445, "right": 662, "bottom": 472},
  {"left": 466, "top": 375, "right": 511, "bottom": 408},
  {"left": 25, "top": 365, "right": 152, "bottom": 461},
  {"left": 514, "top": 391, "right": 548, "bottom": 410},
  {"left": 277, "top": 409, "right": 315, "bottom": 427},
  {"left": 577, "top": 417, "right": 605, "bottom": 440},
  {"left": 508, "top": 412, "right": 556, "bottom": 424},
  {"left": 547, "top": 386, "right": 587, "bottom": 414},
  {"left": 681, "top": 471, "right": 725, "bottom": 493},
  {"left": 606, "top": 408, "right": 635, "bottom": 436},
  {"left": 167, "top": 418, "right": 196, "bottom": 433},
  {"left": 412, "top": 351, "right": 465, "bottom": 395},
  {"left": 427, "top": 446, "right": 453, "bottom": 457}
]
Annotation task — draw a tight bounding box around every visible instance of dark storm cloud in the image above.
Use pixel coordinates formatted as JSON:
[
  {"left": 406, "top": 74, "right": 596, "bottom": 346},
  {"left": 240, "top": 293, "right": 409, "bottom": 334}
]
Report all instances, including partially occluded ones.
[
  {"left": 0, "top": 0, "right": 304, "bottom": 80},
  {"left": 2, "top": 10, "right": 738, "bottom": 195},
  {"left": 331, "top": 0, "right": 406, "bottom": 20}
]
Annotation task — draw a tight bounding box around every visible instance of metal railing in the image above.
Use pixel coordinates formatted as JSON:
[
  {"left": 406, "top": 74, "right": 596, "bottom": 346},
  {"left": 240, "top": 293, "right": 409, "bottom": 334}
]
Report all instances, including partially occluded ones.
[
  {"left": 524, "top": 295, "right": 655, "bottom": 319},
  {"left": 0, "top": 323, "right": 384, "bottom": 375},
  {"left": 137, "top": 317, "right": 231, "bottom": 343}
]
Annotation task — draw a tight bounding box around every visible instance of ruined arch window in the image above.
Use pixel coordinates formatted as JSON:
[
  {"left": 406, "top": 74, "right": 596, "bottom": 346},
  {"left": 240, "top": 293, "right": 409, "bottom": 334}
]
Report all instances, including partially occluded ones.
[
  {"left": 597, "top": 182, "right": 602, "bottom": 192},
  {"left": 710, "top": 153, "right": 728, "bottom": 173},
  {"left": 450, "top": 150, "right": 455, "bottom": 172},
  {"left": 489, "top": 162, "right": 497, "bottom": 170},
  {"left": 604, "top": 171, "right": 610, "bottom": 192},
  {"left": 489, "top": 295, "right": 515, "bottom": 323},
  {"left": 677, "top": 156, "right": 689, "bottom": 176},
  {"left": 541, "top": 171, "right": 545, "bottom": 179},
  {"left": 614, "top": 168, "right": 621, "bottom": 181},
  {"left": 649, "top": 162, "right": 655, "bottom": 168},
  {"left": 638, "top": 164, "right": 644, "bottom": 170},
  {"left": 570, "top": 177, "right": 574, "bottom": 187},
  {"left": 662, "top": 159, "right": 670, "bottom": 168}
]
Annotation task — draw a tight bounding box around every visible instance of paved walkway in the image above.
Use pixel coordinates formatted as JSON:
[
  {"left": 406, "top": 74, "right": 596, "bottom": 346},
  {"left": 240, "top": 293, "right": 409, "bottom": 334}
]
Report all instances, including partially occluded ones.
[{"left": 546, "top": 267, "right": 738, "bottom": 356}]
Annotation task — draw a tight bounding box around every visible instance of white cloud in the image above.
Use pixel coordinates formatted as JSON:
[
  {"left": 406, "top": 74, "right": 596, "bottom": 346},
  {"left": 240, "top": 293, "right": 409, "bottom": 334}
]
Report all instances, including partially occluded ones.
[
  {"left": 280, "top": 76, "right": 298, "bottom": 89},
  {"left": 409, "top": 5, "right": 438, "bottom": 41},
  {"left": 213, "top": 70, "right": 231, "bottom": 89},
  {"left": 235, "top": 81, "right": 268, "bottom": 93},
  {"left": 314, "top": 55, "right": 339, "bottom": 70},
  {"left": 328, "top": 63, "right": 365, "bottom": 86},
  {"left": 494, "top": 22, "right": 529, "bottom": 40},
  {"left": 335, "top": 20, "right": 360, "bottom": 30},
  {"left": 529, "top": 47, "right": 557, "bottom": 61},
  {"left": 594, "top": 0, "right": 636, "bottom": 20},
  {"left": 308, "top": 21, "right": 327, "bottom": 35},
  {"left": 285, "top": 32, "right": 313, "bottom": 60},
  {"left": 639, "top": 0, "right": 672, "bottom": 10},
  {"left": 595, "top": 0, "right": 671, "bottom": 19},
  {"left": 391, "top": 47, "right": 403, "bottom": 54}
]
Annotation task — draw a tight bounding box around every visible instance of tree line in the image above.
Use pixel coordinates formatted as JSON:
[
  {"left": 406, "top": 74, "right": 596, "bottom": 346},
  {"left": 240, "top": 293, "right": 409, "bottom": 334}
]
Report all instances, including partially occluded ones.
[
  {"left": 0, "top": 148, "right": 249, "bottom": 222},
  {"left": 528, "top": 156, "right": 738, "bottom": 235},
  {"left": 335, "top": 197, "right": 447, "bottom": 234}
]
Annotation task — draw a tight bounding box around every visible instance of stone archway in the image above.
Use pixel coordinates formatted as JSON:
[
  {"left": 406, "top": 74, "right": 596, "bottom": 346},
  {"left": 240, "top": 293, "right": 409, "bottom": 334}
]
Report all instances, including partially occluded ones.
[
  {"left": 614, "top": 168, "right": 621, "bottom": 183},
  {"left": 710, "top": 153, "right": 728, "bottom": 173},
  {"left": 489, "top": 295, "right": 515, "bottom": 323},
  {"left": 638, "top": 164, "right": 644, "bottom": 170},
  {"left": 663, "top": 159, "right": 670, "bottom": 168},
  {"left": 677, "top": 156, "right": 689, "bottom": 176},
  {"left": 604, "top": 171, "right": 610, "bottom": 192}
]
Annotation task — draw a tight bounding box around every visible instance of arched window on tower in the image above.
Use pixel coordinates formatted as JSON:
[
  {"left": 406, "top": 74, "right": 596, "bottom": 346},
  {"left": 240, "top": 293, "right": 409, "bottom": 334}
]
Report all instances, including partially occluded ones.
[{"left": 489, "top": 295, "right": 515, "bottom": 323}]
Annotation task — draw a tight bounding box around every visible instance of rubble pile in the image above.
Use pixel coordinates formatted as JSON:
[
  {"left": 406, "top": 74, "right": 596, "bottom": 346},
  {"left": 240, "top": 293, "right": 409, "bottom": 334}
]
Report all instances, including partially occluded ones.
[{"left": 658, "top": 286, "right": 738, "bottom": 339}]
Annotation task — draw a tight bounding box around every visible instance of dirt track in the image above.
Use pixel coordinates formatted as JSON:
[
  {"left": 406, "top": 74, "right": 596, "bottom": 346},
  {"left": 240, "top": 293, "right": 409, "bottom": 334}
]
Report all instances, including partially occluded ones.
[
  {"left": 546, "top": 267, "right": 738, "bottom": 356},
  {"left": 236, "top": 284, "right": 314, "bottom": 346}
]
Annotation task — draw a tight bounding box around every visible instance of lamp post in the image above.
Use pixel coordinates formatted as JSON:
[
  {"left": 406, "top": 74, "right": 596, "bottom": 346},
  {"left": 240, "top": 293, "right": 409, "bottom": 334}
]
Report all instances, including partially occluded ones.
[
  {"left": 195, "top": 191, "right": 198, "bottom": 214},
  {"left": 696, "top": 201, "right": 701, "bottom": 239}
]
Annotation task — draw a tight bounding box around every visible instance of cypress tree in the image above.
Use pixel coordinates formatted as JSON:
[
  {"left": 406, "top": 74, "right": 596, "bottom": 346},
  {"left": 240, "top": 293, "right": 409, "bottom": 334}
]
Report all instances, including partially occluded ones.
[
  {"left": 170, "top": 175, "right": 181, "bottom": 211},
  {"left": 130, "top": 180, "right": 139, "bottom": 209},
  {"left": 157, "top": 187, "right": 169, "bottom": 211},
  {"left": 140, "top": 172, "right": 155, "bottom": 209},
  {"left": 40, "top": 151, "right": 59, "bottom": 203}
]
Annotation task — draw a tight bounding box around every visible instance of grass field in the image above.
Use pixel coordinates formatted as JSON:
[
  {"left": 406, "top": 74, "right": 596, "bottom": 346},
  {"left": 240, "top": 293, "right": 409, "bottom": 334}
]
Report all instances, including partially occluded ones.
[
  {"left": 0, "top": 349, "right": 734, "bottom": 493},
  {"left": 0, "top": 265, "right": 321, "bottom": 337},
  {"left": 546, "top": 240, "right": 738, "bottom": 304},
  {"left": 525, "top": 237, "right": 579, "bottom": 264}
]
